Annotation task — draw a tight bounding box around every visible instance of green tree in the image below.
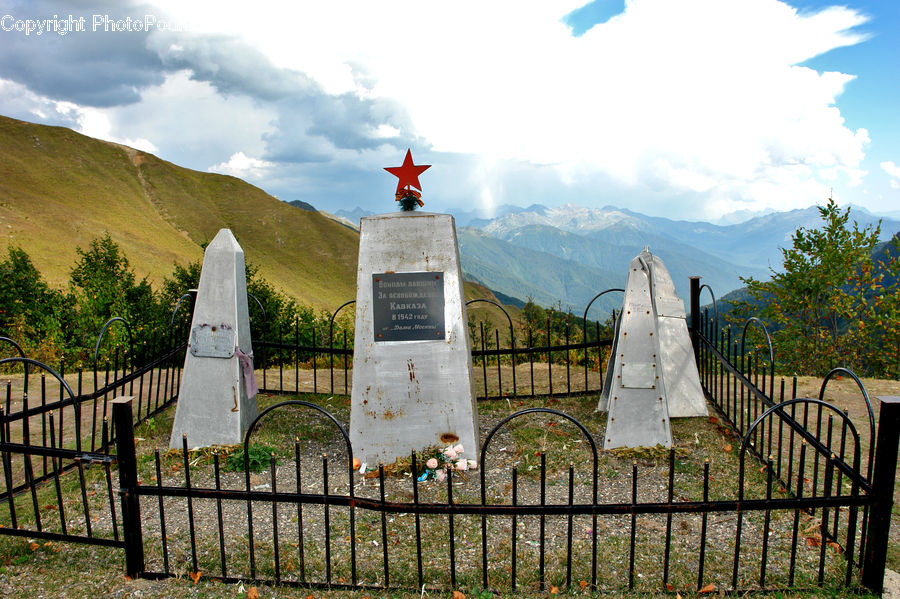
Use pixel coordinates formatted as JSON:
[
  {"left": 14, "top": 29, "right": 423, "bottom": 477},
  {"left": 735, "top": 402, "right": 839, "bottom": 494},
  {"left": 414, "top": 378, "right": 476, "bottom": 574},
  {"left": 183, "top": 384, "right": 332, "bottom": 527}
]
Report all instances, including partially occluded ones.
[
  {"left": 732, "top": 199, "right": 897, "bottom": 376},
  {"left": 522, "top": 299, "right": 546, "bottom": 333},
  {"left": 68, "top": 233, "right": 162, "bottom": 363},
  {"left": 160, "top": 260, "right": 201, "bottom": 305},
  {"left": 159, "top": 259, "right": 202, "bottom": 339},
  {"left": 865, "top": 233, "right": 900, "bottom": 377},
  {"left": 0, "top": 246, "right": 71, "bottom": 363}
]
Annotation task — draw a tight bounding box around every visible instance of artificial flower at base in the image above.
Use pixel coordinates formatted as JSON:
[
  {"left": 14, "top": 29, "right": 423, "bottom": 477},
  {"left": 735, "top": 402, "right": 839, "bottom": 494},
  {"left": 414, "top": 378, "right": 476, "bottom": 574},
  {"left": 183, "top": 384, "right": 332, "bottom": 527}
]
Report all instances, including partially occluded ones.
[{"left": 416, "top": 444, "right": 478, "bottom": 482}]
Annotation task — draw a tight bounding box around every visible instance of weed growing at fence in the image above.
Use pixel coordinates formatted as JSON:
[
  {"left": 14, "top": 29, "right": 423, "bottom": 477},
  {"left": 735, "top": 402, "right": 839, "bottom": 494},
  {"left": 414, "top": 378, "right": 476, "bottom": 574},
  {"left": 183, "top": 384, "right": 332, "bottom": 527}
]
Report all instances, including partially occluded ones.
[{"left": 225, "top": 445, "right": 280, "bottom": 474}]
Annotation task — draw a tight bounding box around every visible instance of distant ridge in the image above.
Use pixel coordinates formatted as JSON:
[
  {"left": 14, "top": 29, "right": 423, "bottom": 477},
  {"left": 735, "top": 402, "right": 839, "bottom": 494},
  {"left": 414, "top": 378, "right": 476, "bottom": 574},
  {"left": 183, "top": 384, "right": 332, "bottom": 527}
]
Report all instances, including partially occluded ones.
[
  {"left": 474, "top": 202, "right": 899, "bottom": 269},
  {"left": 333, "top": 206, "right": 375, "bottom": 227},
  {"left": 457, "top": 227, "right": 623, "bottom": 314},
  {"left": 288, "top": 199, "right": 317, "bottom": 212},
  {"left": 464, "top": 202, "right": 900, "bottom": 306}
]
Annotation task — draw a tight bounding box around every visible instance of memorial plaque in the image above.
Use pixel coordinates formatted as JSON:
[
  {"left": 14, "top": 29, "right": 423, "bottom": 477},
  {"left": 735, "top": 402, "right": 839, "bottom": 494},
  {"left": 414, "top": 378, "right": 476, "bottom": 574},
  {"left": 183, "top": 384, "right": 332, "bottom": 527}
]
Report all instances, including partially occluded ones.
[
  {"left": 372, "top": 271, "right": 445, "bottom": 342},
  {"left": 189, "top": 323, "right": 236, "bottom": 358}
]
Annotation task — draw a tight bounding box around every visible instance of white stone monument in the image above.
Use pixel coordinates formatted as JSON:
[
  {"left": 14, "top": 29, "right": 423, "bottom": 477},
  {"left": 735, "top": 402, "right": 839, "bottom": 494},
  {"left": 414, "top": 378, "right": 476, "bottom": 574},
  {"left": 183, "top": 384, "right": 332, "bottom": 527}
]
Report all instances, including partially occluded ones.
[
  {"left": 598, "top": 248, "right": 707, "bottom": 449},
  {"left": 349, "top": 212, "right": 479, "bottom": 466},
  {"left": 600, "top": 249, "right": 673, "bottom": 449},
  {"left": 651, "top": 254, "right": 708, "bottom": 418},
  {"left": 169, "top": 229, "right": 258, "bottom": 448}
]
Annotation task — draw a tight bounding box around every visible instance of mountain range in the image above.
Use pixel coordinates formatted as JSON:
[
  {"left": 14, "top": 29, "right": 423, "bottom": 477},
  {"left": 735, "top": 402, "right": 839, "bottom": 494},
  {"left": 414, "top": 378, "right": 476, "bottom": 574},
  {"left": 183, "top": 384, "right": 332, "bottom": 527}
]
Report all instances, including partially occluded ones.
[
  {"left": 0, "top": 115, "right": 509, "bottom": 314},
  {"left": 5, "top": 112, "right": 896, "bottom": 320},
  {"left": 336, "top": 203, "right": 900, "bottom": 315}
]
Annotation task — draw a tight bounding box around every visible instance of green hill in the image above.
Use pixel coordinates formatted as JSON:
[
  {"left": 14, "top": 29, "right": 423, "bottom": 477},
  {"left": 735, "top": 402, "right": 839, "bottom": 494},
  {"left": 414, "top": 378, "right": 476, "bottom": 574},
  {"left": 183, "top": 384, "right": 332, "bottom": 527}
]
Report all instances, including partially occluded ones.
[
  {"left": 0, "top": 115, "right": 518, "bottom": 317},
  {"left": 0, "top": 115, "right": 359, "bottom": 310}
]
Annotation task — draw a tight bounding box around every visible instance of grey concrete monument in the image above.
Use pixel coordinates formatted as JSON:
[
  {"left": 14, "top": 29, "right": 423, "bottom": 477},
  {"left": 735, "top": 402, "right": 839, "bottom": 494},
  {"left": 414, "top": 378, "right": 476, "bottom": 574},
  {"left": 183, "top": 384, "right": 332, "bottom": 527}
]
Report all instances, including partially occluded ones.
[
  {"left": 600, "top": 249, "right": 673, "bottom": 449},
  {"left": 652, "top": 254, "right": 708, "bottom": 418},
  {"left": 169, "top": 229, "right": 258, "bottom": 448},
  {"left": 598, "top": 248, "right": 706, "bottom": 449},
  {"left": 349, "top": 212, "right": 479, "bottom": 466}
]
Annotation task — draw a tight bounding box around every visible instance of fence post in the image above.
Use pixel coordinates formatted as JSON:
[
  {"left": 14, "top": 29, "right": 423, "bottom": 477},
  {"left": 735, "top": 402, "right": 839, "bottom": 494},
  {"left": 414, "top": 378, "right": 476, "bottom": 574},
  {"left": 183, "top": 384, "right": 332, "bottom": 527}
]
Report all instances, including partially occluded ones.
[
  {"left": 112, "top": 396, "right": 145, "bottom": 578},
  {"left": 862, "top": 396, "right": 900, "bottom": 592},
  {"left": 689, "top": 276, "right": 701, "bottom": 368}
]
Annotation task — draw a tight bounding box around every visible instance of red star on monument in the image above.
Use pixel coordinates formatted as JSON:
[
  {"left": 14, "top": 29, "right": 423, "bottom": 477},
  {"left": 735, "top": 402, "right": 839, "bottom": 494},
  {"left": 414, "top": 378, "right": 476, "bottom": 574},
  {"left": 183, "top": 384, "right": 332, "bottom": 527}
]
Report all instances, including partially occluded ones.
[{"left": 384, "top": 149, "right": 431, "bottom": 195}]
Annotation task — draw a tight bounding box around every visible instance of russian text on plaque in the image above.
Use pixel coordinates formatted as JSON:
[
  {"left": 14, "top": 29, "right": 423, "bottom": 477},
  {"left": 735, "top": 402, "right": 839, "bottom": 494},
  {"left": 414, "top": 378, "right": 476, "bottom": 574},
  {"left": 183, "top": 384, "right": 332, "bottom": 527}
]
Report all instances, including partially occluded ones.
[{"left": 372, "top": 271, "right": 445, "bottom": 342}]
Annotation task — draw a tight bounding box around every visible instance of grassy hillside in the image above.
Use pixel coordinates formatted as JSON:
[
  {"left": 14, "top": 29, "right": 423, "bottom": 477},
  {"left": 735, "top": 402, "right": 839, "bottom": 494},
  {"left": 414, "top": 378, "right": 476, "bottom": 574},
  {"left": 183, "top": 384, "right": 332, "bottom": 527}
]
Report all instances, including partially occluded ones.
[
  {"left": 0, "top": 115, "right": 359, "bottom": 310},
  {"left": 463, "top": 280, "right": 523, "bottom": 337}
]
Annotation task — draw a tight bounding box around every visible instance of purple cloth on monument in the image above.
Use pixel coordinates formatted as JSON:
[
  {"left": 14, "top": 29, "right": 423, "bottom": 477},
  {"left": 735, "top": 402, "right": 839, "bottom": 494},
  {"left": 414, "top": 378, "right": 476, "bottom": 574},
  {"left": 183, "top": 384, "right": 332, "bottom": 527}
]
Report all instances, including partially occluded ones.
[{"left": 234, "top": 347, "right": 258, "bottom": 398}]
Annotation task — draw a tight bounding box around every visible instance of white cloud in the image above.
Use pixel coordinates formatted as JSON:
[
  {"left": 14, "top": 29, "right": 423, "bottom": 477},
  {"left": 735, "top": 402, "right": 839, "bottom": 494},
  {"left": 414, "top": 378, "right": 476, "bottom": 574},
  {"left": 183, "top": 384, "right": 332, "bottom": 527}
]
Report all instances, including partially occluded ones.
[
  {"left": 882, "top": 161, "right": 900, "bottom": 190},
  {"left": 209, "top": 151, "right": 275, "bottom": 179},
  {"left": 371, "top": 124, "right": 401, "bottom": 139},
  {"left": 153, "top": 0, "right": 869, "bottom": 213},
  {"left": 882, "top": 161, "right": 900, "bottom": 176},
  {"left": 2, "top": 1, "right": 876, "bottom": 219}
]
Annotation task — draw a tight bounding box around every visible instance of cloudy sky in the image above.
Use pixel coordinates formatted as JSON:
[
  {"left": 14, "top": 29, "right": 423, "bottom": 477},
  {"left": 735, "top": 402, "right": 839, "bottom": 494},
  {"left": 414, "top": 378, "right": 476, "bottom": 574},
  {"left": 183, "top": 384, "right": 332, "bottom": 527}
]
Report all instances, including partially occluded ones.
[{"left": 1, "top": 0, "right": 898, "bottom": 222}]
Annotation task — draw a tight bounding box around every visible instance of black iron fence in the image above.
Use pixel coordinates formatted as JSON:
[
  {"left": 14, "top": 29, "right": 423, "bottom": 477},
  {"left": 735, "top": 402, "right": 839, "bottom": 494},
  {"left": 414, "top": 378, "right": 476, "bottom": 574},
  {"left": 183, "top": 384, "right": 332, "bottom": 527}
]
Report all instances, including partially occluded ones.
[
  {"left": 689, "top": 277, "right": 897, "bottom": 591},
  {"left": 1, "top": 279, "right": 898, "bottom": 594},
  {"left": 110, "top": 394, "right": 899, "bottom": 594},
  {"left": 0, "top": 320, "right": 186, "bottom": 550},
  {"left": 253, "top": 296, "right": 617, "bottom": 399}
]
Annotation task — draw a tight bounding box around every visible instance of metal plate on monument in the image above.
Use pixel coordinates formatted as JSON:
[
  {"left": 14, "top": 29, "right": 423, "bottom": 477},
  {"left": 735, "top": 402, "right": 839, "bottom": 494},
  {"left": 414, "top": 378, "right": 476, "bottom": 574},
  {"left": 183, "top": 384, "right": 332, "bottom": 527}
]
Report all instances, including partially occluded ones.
[
  {"left": 189, "top": 323, "right": 236, "bottom": 358},
  {"left": 621, "top": 362, "right": 656, "bottom": 389},
  {"left": 373, "top": 271, "right": 445, "bottom": 342}
]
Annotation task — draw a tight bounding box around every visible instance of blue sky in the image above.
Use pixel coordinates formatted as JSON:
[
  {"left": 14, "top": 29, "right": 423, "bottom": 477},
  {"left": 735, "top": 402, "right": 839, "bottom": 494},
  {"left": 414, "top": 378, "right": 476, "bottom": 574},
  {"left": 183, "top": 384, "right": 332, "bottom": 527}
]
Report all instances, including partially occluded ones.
[{"left": 1, "top": 0, "right": 898, "bottom": 223}]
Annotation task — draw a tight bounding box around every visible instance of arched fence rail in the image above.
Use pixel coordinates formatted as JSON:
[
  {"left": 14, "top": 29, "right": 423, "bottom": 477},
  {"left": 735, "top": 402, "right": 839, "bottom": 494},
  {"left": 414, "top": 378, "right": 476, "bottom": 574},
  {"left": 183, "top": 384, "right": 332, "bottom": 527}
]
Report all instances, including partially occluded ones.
[{"left": 0, "top": 278, "right": 897, "bottom": 595}]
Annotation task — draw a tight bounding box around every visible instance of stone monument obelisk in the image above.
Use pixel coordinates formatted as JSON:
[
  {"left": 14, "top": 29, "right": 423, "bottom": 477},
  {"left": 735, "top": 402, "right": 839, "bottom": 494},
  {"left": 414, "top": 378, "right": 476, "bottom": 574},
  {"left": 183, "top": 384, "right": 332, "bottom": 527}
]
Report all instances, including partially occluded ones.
[
  {"left": 170, "top": 229, "right": 258, "bottom": 448},
  {"left": 349, "top": 150, "right": 479, "bottom": 466},
  {"left": 598, "top": 247, "right": 706, "bottom": 449},
  {"left": 600, "top": 248, "right": 673, "bottom": 449}
]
